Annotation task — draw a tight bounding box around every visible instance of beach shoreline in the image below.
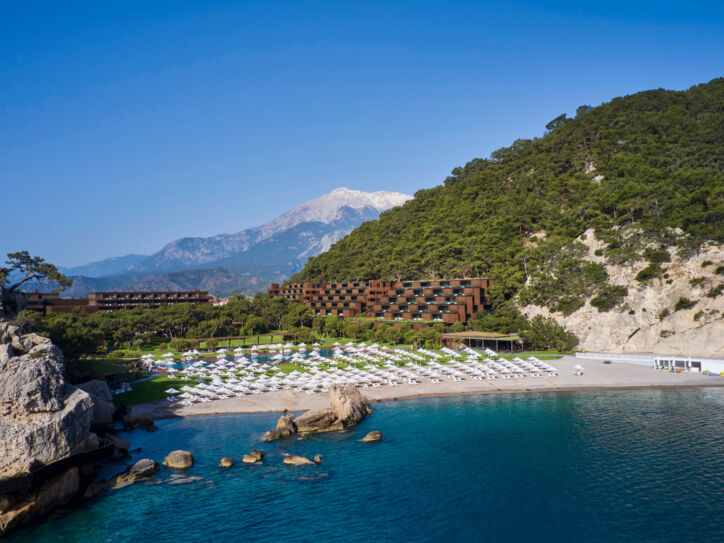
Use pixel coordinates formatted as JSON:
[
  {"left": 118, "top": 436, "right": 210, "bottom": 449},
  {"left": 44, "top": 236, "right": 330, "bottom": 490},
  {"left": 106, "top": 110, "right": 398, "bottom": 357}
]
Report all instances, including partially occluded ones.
[{"left": 132, "top": 355, "right": 724, "bottom": 420}]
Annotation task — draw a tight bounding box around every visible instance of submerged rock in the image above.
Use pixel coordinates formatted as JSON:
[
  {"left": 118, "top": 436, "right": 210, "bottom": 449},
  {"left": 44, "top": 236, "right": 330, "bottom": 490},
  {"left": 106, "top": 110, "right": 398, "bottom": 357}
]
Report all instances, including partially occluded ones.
[
  {"left": 163, "top": 450, "right": 194, "bottom": 469},
  {"left": 283, "top": 455, "right": 313, "bottom": 466},
  {"left": 313, "top": 454, "right": 323, "bottom": 464},
  {"left": 361, "top": 431, "right": 383, "bottom": 443},
  {"left": 264, "top": 385, "right": 372, "bottom": 441},
  {"left": 219, "top": 457, "right": 234, "bottom": 468},
  {"left": 242, "top": 450, "right": 264, "bottom": 464},
  {"left": 124, "top": 413, "right": 158, "bottom": 432},
  {"left": 166, "top": 475, "right": 206, "bottom": 485}
]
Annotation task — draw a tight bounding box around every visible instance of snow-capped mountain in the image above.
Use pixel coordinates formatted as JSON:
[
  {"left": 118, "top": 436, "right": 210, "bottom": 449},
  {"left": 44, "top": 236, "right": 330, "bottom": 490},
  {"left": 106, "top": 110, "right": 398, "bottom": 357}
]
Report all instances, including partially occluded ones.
[
  {"left": 61, "top": 188, "right": 412, "bottom": 296},
  {"left": 131, "top": 187, "right": 412, "bottom": 272}
]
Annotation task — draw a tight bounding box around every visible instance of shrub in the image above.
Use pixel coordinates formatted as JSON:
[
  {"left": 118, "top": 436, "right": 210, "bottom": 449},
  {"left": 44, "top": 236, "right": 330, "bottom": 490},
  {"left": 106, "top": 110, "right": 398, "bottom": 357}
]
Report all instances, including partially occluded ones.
[
  {"left": 636, "top": 264, "right": 661, "bottom": 283},
  {"left": 519, "top": 316, "right": 578, "bottom": 351},
  {"left": 660, "top": 330, "right": 674, "bottom": 338},
  {"left": 591, "top": 285, "right": 628, "bottom": 312},
  {"left": 693, "top": 310, "right": 704, "bottom": 322},
  {"left": 556, "top": 296, "right": 585, "bottom": 316},
  {"left": 644, "top": 247, "right": 671, "bottom": 264},
  {"left": 716, "top": 265, "right": 724, "bottom": 275},
  {"left": 206, "top": 339, "right": 219, "bottom": 350},
  {"left": 169, "top": 338, "right": 191, "bottom": 351},
  {"left": 689, "top": 276, "right": 707, "bottom": 287},
  {"left": 658, "top": 308, "right": 669, "bottom": 320},
  {"left": 674, "top": 297, "right": 697, "bottom": 311},
  {"left": 707, "top": 285, "right": 723, "bottom": 298},
  {"left": 701, "top": 260, "right": 713, "bottom": 267}
]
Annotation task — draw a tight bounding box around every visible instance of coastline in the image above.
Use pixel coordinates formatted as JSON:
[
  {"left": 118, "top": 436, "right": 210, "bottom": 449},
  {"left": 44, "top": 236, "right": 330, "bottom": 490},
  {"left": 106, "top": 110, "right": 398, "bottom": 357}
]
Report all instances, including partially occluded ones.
[{"left": 132, "top": 355, "right": 724, "bottom": 420}]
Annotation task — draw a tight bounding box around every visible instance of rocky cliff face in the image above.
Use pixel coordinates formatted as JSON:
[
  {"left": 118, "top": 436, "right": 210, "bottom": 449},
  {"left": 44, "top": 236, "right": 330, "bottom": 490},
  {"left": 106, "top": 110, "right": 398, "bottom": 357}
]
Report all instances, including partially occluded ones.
[
  {"left": 0, "top": 323, "right": 94, "bottom": 475},
  {"left": 0, "top": 322, "right": 99, "bottom": 535},
  {"left": 521, "top": 230, "right": 724, "bottom": 357}
]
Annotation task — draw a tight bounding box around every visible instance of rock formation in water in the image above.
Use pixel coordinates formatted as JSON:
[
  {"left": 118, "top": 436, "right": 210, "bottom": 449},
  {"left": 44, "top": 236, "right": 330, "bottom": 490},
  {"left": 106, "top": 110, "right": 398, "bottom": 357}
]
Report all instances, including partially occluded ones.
[
  {"left": 283, "top": 455, "right": 313, "bottom": 466},
  {"left": 361, "top": 431, "right": 383, "bottom": 443},
  {"left": 264, "top": 385, "right": 371, "bottom": 442},
  {"left": 0, "top": 322, "right": 101, "bottom": 535},
  {"left": 242, "top": 450, "right": 264, "bottom": 464},
  {"left": 163, "top": 450, "right": 194, "bottom": 469},
  {"left": 219, "top": 457, "right": 234, "bottom": 468}
]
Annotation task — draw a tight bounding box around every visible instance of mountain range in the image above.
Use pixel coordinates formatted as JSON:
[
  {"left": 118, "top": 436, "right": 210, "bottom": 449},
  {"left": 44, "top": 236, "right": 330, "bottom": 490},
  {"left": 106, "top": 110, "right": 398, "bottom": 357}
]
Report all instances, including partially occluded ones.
[{"left": 60, "top": 188, "right": 412, "bottom": 297}]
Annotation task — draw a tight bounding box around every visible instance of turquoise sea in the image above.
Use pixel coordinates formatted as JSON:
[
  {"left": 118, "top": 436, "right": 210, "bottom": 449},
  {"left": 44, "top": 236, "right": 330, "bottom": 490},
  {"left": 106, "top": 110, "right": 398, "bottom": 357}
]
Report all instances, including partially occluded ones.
[{"left": 10, "top": 388, "right": 724, "bottom": 542}]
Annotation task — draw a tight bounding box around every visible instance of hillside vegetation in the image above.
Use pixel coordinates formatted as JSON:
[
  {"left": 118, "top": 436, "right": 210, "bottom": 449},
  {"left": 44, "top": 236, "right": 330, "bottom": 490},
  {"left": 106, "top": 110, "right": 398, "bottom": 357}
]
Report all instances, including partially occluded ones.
[{"left": 294, "top": 79, "right": 724, "bottom": 330}]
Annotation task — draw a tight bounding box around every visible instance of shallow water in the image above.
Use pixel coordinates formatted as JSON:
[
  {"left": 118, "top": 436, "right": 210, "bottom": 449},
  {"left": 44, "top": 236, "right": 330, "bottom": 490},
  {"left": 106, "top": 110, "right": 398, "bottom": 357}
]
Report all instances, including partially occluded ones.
[{"left": 10, "top": 388, "right": 724, "bottom": 542}]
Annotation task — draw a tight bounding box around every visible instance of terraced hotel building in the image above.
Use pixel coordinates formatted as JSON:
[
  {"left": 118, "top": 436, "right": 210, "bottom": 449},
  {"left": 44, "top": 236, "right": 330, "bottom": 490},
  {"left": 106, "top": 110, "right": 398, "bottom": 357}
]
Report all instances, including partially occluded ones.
[{"left": 268, "top": 278, "right": 493, "bottom": 325}]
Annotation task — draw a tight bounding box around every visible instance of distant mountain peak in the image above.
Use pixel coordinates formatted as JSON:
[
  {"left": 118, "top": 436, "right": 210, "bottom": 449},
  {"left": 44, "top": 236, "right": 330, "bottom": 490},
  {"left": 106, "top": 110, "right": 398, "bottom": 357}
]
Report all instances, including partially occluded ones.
[{"left": 260, "top": 187, "right": 412, "bottom": 236}]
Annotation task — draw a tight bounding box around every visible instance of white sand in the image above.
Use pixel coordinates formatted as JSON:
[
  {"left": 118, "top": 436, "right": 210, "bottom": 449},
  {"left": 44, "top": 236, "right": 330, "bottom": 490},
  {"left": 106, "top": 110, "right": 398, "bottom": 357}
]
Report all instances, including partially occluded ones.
[{"left": 134, "top": 355, "right": 724, "bottom": 419}]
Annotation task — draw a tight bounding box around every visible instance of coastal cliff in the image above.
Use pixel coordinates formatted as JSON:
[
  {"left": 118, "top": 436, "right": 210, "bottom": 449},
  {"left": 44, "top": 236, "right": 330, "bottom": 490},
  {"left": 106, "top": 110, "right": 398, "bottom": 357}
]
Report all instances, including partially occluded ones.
[
  {"left": 521, "top": 230, "right": 724, "bottom": 357},
  {"left": 0, "top": 322, "right": 99, "bottom": 534}
]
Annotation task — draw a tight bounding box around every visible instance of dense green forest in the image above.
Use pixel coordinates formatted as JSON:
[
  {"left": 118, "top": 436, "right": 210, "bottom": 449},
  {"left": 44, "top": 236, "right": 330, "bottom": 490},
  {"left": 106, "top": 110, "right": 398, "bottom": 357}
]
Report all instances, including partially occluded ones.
[{"left": 294, "top": 79, "right": 724, "bottom": 322}]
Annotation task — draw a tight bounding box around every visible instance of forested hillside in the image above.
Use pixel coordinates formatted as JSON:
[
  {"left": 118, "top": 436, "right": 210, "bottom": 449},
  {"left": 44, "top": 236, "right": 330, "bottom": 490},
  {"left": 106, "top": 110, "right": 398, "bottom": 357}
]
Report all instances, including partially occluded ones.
[{"left": 294, "top": 79, "right": 724, "bottom": 309}]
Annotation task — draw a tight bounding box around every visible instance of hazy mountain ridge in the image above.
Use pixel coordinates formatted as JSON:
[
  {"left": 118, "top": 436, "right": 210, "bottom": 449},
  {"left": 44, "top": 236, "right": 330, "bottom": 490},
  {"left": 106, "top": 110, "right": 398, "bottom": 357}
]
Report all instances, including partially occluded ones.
[
  {"left": 61, "top": 254, "right": 148, "bottom": 278},
  {"left": 60, "top": 188, "right": 412, "bottom": 296}
]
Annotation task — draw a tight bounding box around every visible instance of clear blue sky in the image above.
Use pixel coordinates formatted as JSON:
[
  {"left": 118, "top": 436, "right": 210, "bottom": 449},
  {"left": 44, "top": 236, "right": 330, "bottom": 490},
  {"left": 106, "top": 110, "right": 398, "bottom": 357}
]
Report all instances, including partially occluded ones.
[{"left": 2, "top": 1, "right": 723, "bottom": 267}]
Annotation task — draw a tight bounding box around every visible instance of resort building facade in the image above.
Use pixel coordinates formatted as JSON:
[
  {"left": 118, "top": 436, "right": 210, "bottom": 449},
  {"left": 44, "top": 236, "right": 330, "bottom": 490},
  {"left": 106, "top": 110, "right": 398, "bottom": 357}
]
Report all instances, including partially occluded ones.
[
  {"left": 22, "top": 290, "right": 211, "bottom": 314},
  {"left": 87, "top": 290, "right": 212, "bottom": 310},
  {"left": 268, "top": 278, "right": 493, "bottom": 325}
]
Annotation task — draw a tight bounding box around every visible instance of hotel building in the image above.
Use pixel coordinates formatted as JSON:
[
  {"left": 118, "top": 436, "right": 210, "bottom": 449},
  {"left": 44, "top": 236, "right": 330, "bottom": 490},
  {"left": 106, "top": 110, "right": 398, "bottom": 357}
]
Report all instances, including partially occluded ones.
[
  {"left": 22, "top": 290, "right": 212, "bottom": 314},
  {"left": 268, "top": 278, "right": 493, "bottom": 325}
]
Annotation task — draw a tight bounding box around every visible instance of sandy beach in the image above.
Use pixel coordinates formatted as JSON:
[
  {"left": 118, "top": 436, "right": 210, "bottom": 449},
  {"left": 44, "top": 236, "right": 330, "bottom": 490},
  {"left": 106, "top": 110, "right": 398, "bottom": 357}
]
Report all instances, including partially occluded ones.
[{"left": 134, "top": 355, "right": 724, "bottom": 419}]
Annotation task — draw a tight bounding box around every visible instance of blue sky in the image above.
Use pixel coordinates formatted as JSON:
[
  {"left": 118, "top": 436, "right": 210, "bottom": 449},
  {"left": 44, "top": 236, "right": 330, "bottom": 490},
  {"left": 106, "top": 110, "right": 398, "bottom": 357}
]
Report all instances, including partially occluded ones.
[{"left": 2, "top": 1, "right": 723, "bottom": 267}]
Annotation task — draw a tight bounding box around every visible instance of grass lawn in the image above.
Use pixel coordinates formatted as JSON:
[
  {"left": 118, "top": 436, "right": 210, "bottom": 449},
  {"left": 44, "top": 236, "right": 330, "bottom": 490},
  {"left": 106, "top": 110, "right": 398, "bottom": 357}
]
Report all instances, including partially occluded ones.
[
  {"left": 113, "top": 375, "right": 196, "bottom": 406},
  {"left": 201, "top": 334, "right": 287, "bottom": 349}
]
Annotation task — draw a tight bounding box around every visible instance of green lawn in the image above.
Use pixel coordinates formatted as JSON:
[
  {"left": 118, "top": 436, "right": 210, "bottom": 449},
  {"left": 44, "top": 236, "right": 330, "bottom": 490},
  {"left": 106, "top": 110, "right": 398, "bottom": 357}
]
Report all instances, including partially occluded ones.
[{"left": 112, "top": 375, "right": 196, "bottom": 406}]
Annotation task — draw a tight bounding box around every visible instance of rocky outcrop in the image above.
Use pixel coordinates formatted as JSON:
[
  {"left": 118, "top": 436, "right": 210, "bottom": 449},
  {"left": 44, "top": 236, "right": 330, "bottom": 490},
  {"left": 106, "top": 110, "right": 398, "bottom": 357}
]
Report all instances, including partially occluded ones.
[
  {"left": 361, "top": 431, "right": 383, "bottom": 443},
  {"left": 113, "top": 459, "right": 159, "bottom": 487},
  {"left": 264, "top": 385, "right": 371, "bottom": 441},
  {"left": 163, "top": 450, "right": 194, "bottom": 469},
  {"left": 263, "top": 414, "right": 297, "bottom": 442},
  {"left": 0, "top": 468, "right": 80, "bottom": 534},
  {"left": 219, "top": 457, "right": 234, "bottom": 468},
  {"left": 283, "top": 455, "right": 313, "bottom": 466},
  {"left": 124, "top": 414, "right": 158, "bottom": 432},
  {"left": 242, "top": 450, "right": 264, "bottom": 464},
  {"left": 76, "top": 380, "right": 115, "bottom": 433},
  {"left": 84, "top": 458, "right": 159, "bottom": 496},
  {"left": 0, "top": 323, "right": 94, "bottom": 476},
  {"left": 521, "top": 230, "right": 724, "bottom": 357},
  {"left": 313, "top": 454, "right": 323, "bottom": 464},
  {"left": 0, "top": 324, "right": 100, "bottom": 535}
]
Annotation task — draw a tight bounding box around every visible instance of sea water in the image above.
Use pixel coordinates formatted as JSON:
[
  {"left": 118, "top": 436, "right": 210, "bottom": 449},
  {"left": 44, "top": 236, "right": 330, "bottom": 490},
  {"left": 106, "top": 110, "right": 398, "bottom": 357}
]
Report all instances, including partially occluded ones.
[{"left": 10, "top": 388, "right": 724, "bottom": 542}]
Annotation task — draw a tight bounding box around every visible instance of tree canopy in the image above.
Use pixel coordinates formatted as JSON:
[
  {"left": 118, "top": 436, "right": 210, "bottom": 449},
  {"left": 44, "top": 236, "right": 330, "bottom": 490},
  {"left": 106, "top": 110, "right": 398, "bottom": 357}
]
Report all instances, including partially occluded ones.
[
  {"left": 292, "top": 78, "right": 724, "bottom": 323},
  {"left": 0, "top": 251, "right": 72, "bottom": 292}
]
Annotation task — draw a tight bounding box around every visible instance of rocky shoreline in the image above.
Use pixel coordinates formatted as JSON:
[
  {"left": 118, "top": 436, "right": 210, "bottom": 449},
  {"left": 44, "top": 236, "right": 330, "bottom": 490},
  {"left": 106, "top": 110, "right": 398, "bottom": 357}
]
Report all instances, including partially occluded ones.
[
  {"left": 0, "top": 323, "right": 161, "bottom": 535},
  {"left": 0, "top": 325, "right": 381, "bottom": 536}
]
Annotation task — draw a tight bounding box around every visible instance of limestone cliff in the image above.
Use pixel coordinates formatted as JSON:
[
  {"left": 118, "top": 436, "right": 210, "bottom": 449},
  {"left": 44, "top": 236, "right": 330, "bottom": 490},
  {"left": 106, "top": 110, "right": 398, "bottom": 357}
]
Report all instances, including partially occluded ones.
[
  {"left": 0, "top": 322, "right": 97, "bottom": 535},
  {"left": 0, "top": 323, "right": 94, "bottom": 475},
  {"left": 521, "top": 230, "right": 724, "bottom": 357}
]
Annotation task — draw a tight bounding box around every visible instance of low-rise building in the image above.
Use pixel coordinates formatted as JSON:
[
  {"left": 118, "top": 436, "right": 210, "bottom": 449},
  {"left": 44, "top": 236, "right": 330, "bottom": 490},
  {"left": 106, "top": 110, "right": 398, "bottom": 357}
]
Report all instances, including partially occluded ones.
[{"left": 22, "top": 289, "right": 212, "bottom": 314}]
